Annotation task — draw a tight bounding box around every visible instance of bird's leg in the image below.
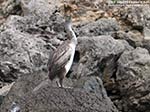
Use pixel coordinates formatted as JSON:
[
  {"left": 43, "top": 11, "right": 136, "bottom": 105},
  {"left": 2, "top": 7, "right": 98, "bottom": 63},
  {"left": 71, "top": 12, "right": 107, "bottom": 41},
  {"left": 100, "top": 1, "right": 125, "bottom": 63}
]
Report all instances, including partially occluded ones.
[
  {"left": 58, "top": 78, "right": 72, "bottom": 89},
  {"left": 59, "top": 78, "right": 64, "bottom": 88},
  {"left": 56, "top": 80, "right": 60, "bottom": 87},
  {"left": 55, "top": 77, "right": 64, "bottom": 88}
]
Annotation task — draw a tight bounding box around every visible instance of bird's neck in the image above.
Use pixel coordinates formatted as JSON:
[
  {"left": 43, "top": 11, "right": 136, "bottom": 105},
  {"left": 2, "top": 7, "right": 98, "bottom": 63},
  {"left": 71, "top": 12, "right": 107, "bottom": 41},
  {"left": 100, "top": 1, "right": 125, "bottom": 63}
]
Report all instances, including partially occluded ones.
[{"left": 66, "top": 24, "right": 77, "bottom": 45}]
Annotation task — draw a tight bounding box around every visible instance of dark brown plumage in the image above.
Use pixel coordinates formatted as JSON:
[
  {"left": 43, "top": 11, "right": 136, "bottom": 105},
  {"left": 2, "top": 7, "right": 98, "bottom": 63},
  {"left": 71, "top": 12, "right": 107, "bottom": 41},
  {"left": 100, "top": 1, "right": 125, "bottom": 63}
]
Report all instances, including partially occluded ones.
[{"left": 48, "top": 40, "right": 72, "bottom": 80}]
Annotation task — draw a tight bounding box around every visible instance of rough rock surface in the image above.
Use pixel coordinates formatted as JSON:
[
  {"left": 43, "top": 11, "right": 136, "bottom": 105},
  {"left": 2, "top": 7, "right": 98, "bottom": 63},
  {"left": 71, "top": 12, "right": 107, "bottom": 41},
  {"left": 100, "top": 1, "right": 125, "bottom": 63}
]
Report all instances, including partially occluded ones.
[
  {"left": 115, "top": 47, "right": 150, "bottom": 112},
  {"left": 0, "top": 71, "right": 118, "bottom": 112},
  {"left": 71, "top": 36, "right": 133, "bottom": 79},
  {"left": 142, "top": 40, "right": 150, "bottom": 53},
  {"left": 74, "top": 76, "right": 106, "bottom": 94},
  {"left": 0, "top": 0, "right": 65, "bottom": 82},
  {"left": 109, "top": 6, "right": 150, "bottom": 47},
  {"left": 0, "top": 83, "right": 13, "bottom": 105},
  {"left": 1, "top": 0, "right": 22, "bottom": 17},
  {"left": 114, "top": 31, "right": 143, "bottom": 48},
  {"left": 76, "top": 18, "right": 120, "bottom": 36}
]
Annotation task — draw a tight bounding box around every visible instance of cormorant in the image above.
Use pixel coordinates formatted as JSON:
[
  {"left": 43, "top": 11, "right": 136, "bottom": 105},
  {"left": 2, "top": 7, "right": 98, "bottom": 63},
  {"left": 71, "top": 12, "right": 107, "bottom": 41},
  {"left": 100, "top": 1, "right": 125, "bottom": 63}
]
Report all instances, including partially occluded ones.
[{"left": 48, "top": 15, "right": 77, "bottom": 88}]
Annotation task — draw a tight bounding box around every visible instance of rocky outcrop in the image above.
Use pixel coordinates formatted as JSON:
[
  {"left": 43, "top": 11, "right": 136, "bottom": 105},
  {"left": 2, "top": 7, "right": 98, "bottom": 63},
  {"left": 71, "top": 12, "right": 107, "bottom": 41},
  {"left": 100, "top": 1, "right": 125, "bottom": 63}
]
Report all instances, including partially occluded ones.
[
  {"left": 114, "top": 47, "right": 150, "bottom": 112},
  {"left": 0, "top": 71, "right": 118, "bottom": 112},
  {"left": 0, "top": 0, "right": 66, "bottom": 82},
  {"left": 76, "top": 18, "right": 120, "bottom": 36},
  {"left": 1, "top": 0, "right": 22, "bottom": 17},
  {"left": 110, "top": 6, "right": 150, "bottom": 47},
  {"left": 0, "top": 83, "right": 14, "bottom": 105},
  {"left": 0, "top": 34, "right": 128, "bottom": 111},
  {"left": 114, "top": 31, "right": 143, "bottom": 48},
  {"left": 142, "top": 40, "right": 150, "bottom": 53},
  {"left": 70, "top": 36, "right": 133, "bottom": 79}
]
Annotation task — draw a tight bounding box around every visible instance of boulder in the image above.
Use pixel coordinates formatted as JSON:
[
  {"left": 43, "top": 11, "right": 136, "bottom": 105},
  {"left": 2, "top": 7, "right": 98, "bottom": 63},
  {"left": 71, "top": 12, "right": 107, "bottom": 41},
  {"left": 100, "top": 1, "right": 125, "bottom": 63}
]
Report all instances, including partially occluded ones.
[
  {"left": 74, "top": 76, "right": 108, "bottom": 96},
  {"left": 0, "top": 71, "right": 118, "bottom": 112},
  {"left": 70, "top": 36, "right": 133, "bottom": 79},
  {"left": 143, "top": 27, "right": 150, "bottom": 40},
  {"left": 0, "top": 22, "right": 50, "bottom": 81},
  {"left": 115, "top": 47, "right": 150, "bottom": 112},
  {"left": 1, "top": 0, "right": 22, "bottom": 17},
  {"left": 119, "top": 6, "right": 150, "bottom": 31},
  {"left": 114, "top": 31, "right": 143, "bottom": 48},
  {"left": 0, "top": 0, "right": 65, "bottom": 82},
  {"left": 1, "top": 87, "right": 118, "bottom": 112},
  {"left": 20, "top": 0, "right": 55, "bottom": 17},
  {"left": 0, "top": 83, "right": 14, "bottom": 105},
  {"left": 142, "top": 40, "right": 150, "bottom": 53},
  {"left": 75, "top": 18, "right": 119, "bottom": 36}
]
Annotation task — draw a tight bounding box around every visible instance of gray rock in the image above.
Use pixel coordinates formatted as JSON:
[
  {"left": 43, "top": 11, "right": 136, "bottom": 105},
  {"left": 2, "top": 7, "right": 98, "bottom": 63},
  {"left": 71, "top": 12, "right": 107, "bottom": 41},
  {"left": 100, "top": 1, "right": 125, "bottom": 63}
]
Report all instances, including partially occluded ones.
[
  {"left": 1, "top": 0, "right": 22, "bottom": 17},
  {"left": 0, "top": 71, "right": 118, "bottom": 112},
  {"left": 0, "top": 22, "right": 50, "bottom": 81},
  {"left": 21, "top": 0, "right": 52, "bottom": 17},
  {"left": 70, "top": 36, "right": 133, "bottom": 79},
  {"left": 115, "top": 47, "right": 150, "bottom": 112},
  {"left": 0, "top": 0, "right": 65, "bottom": 82},
  {"left": 143, "top": 27, "right": 150, "bottom": 40},
  {"left": 120, "top": 7, "right": 144, "bottom": 30},
  {"left": 142, "top": 6, "right": 150, "bottom": 29},
  {"left": 75, "top": 18, "right": 120, "bottom": 36},
  {"left": 0, "top": 61, "right": 18, "bottom": 82},
  {"left": 0, "top": 83, "right": 14, "bottom": 105},
  {"left": 120, "top": 6, "right": 150, "bottom": 30},
  {"left": 74, "top": 76, "right": 108, "bottom": 97},
  {"left": 114, "top": 31, "right": 143, "bottom": 48},
  {"left": 142, "top": 40, "right": 150, "bottom": 53},
  {"left": 0, "top": 70, "right": 75, "bottom": 100}
]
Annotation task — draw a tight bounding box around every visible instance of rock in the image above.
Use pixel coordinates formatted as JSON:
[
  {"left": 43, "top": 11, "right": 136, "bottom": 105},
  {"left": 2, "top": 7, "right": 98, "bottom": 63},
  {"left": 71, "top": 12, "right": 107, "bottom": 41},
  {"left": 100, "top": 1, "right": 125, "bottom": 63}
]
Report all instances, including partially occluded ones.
[
  {"left": 0, "top": 83, "right": 14, "bottom": 105},
  {"left": 0, "top": 61, "right": 19, "bottom": 82},
  {"left": 0, "top": 0, "right": 61, "bottom": 18},
  {"left": 115, "top": 47, "right": 150, "bottom": 112},
  {"left": 70, "top": 36, "right": 133, "bottom": 79},
  {"left": 143, "top": 27, "right": 150, "bottom": 40},
  {"left": 142, "top": 40, "right": 150, "bottom": 53},
  {"left": 74, "top": 76, "right": 109, "bottom": 96},
  {"left": 1, "top": 0, "right": 22, "bottom": 17},
  {"left": 114, "top": 31, "right": 143, "bottom": 48},
  {"left": 0, "top": 83, "right": 14, "bottom": 96},
  {"left": 75, "top": 18, "right": 119, "bottom": 36},
  {"left": 0, "top": 22, "right": 50, "bottom": 81},
  {"left": 20, "top": 0, "right": 60, "bottom": 18},
  {"left": 0, "top": 70, "right": 77, "bottom": 107},
  {"left": 0, "top": 70, "right": 75, "bottom": 100},
  {"left": 120, "top": 7, "right": 144, "bottom": 30},
  {"left": 119, "top": 6, "right": 150, "bottom": 31},
  {"left": 0, "top": 0, "right": 65, "bottom": 82},
  {"left": 0, "top": 71, "right": 118, "bottom": 112},
  {"left": 142, "top": 6, "right": 150, "bottom": 29}
]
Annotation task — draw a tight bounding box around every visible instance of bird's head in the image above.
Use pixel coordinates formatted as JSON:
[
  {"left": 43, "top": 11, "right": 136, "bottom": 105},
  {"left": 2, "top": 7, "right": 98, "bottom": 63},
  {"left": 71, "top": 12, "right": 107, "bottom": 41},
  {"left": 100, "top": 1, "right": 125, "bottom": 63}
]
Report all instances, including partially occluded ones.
[
  {"left": 64, "top": 15, "right": 72, "bottom": 29},
  {"left": 65, "top": 15, "right": 72, "bottom": 23},
  {"left": 63, "top": 3, "right": 73, "bottom": 29}
]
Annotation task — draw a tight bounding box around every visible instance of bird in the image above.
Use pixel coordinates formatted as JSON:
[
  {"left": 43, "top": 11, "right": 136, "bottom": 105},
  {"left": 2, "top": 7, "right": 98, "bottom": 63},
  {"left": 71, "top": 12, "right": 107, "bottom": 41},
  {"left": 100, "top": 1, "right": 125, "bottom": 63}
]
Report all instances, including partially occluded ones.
[
  {"left": 10, "top": 102, "right": 20, "bottom": 112},
  {"left": 47, "top": 15, "right": 77, "bottom": 88}
]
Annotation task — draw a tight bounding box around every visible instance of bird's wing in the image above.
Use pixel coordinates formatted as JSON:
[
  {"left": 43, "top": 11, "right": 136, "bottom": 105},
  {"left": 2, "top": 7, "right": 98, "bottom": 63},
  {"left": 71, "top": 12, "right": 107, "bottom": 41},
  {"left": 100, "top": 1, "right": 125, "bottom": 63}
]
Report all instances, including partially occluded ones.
[{"left": 48, "top": 41, "right": 72, "bottom": 72}]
